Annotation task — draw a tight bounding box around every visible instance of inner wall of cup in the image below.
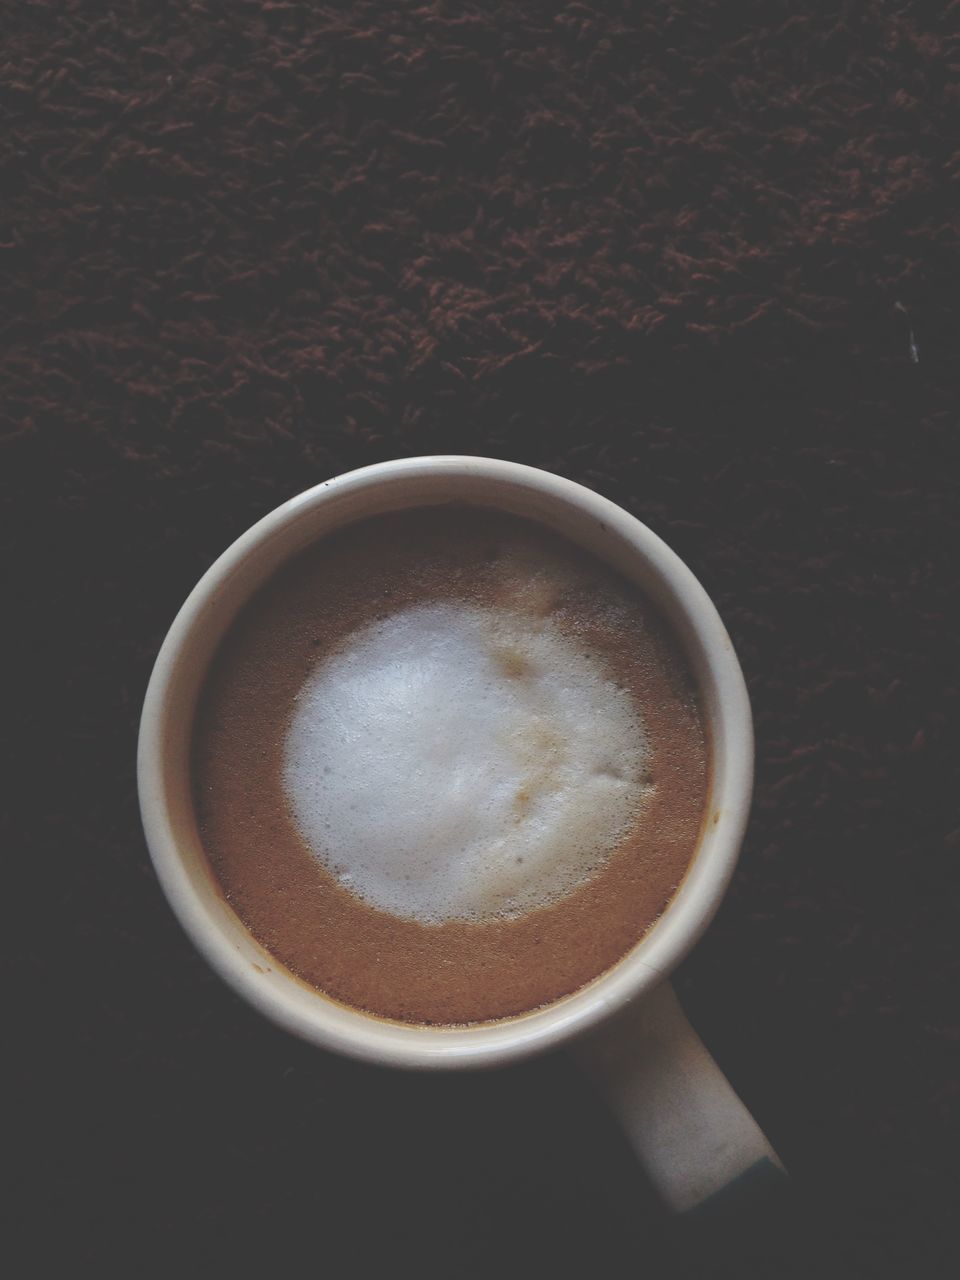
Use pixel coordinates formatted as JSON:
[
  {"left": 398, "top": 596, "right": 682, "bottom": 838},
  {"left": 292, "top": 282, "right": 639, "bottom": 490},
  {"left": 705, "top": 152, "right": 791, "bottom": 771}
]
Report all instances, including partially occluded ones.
[{"left": 155, "top": 465, "right": 734, "bottom": 1048}]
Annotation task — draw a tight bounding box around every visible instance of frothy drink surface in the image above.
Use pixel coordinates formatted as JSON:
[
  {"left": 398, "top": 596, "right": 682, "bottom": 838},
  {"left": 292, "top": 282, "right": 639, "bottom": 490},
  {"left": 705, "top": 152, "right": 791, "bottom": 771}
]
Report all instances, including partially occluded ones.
[
  {"left": 193, "top": 508, "right": 708, "bottom": 1025},
  {"left": 284, "top": 602, "right": 652, "bottom": 922}
]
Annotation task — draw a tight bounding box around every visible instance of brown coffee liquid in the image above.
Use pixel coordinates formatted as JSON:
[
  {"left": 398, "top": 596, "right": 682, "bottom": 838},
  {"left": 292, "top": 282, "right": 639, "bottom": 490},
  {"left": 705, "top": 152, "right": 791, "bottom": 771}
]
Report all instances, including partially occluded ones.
[{"left": 192, "top": 508, "right": 708, "bottom": 1025}]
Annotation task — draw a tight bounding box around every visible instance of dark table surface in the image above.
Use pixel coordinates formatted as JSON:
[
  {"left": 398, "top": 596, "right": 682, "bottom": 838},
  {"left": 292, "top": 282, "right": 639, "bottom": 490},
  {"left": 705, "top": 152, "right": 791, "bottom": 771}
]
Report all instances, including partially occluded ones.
[{"left": 5, "top": 3, "right": 958, "bottom": 1276}]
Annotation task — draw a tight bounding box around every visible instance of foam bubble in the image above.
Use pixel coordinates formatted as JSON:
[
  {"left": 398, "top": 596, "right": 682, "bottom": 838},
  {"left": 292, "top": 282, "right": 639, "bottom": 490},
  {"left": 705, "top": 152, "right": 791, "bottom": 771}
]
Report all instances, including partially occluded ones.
[{"left": 282, "top": 602, "right": 651, "bottom": 923}]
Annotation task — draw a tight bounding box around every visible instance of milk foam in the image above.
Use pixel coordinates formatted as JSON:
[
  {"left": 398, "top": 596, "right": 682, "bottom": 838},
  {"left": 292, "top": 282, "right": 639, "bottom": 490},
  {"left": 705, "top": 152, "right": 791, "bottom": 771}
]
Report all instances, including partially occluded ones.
[{"left": 282, "top": 602, "right": 652, "bottom": 923}]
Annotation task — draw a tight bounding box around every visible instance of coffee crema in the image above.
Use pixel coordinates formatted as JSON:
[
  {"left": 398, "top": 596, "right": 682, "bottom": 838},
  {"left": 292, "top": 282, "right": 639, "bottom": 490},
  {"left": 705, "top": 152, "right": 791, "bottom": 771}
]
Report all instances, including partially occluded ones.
[{"left": 192, "top": 507, "right": 709, "bottom": 1025}]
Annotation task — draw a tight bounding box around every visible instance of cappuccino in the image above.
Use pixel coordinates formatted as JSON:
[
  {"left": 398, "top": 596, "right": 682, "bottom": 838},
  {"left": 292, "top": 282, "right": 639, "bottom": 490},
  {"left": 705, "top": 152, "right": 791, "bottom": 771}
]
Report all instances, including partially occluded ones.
[{"left": 192, "top": 507, "right": 708, "bottom": 1024}]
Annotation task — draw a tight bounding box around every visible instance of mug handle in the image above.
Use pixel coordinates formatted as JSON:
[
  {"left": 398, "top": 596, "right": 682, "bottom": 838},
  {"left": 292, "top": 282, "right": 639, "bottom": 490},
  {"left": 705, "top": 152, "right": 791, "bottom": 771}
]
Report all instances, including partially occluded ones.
[{"left": 571, "top": 980, "right": 785, "bottom": 1214}]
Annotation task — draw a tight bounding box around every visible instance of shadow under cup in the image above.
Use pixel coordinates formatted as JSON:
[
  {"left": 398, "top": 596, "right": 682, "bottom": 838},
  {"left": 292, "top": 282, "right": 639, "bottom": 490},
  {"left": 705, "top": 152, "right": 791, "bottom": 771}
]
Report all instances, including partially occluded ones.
[{"left": 137, "top": 457, "right": 753, "bottom": 1070}]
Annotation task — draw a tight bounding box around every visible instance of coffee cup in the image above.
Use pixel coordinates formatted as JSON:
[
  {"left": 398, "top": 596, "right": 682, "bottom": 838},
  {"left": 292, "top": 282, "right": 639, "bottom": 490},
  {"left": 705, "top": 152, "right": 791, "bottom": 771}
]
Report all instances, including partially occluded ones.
[{"left": 138, "top": 456, "right": 783, "bottom": 1212}]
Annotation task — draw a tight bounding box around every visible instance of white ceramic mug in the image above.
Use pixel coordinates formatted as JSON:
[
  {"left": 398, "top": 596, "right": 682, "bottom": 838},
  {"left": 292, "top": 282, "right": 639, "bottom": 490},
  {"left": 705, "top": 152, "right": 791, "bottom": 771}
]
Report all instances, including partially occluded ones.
[{"left": 138, "top": 456, "right": 783, "bottom": 1213}]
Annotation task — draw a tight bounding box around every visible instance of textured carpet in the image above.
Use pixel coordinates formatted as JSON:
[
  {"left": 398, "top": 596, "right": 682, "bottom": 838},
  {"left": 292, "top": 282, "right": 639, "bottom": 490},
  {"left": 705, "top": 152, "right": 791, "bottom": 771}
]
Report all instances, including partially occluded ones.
[{"left": 4, "top": 2, "right": 958, "bottom": 1276}]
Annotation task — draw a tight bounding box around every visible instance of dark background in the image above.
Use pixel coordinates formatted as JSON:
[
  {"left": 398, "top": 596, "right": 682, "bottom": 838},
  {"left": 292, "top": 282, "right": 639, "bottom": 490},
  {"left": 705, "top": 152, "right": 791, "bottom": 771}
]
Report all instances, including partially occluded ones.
[{"left": 4, "top": 2, "right": 958, "bottom": 1276}]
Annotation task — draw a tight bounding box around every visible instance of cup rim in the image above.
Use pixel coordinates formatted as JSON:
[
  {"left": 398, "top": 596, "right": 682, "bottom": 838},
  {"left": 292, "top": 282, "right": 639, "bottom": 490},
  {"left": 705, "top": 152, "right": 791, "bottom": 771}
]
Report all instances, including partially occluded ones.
[{"left": 138, "top": 456, "right": 752, "bottom": 1069}]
